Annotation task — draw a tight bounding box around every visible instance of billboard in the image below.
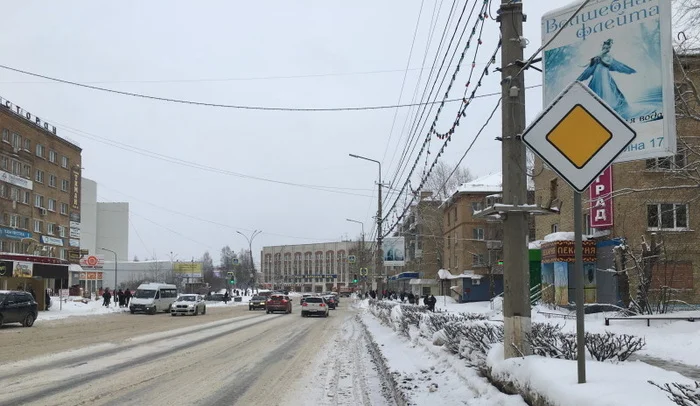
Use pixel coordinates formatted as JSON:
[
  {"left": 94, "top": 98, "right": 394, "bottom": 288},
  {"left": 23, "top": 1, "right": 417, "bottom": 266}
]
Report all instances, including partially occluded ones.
[
  {"left": 13, "top": 261, "right": 33, "bottom": 278},
  {"left": 173, "top": 262, "right": 202, "bottom": 278},
  {"left": 383, "top": 237, "right": 406, "bottom": 267},
  {"left": 589, "top": 166, "right": 614, "bottom": 228},
  {"left": 542, "top": 0, "right": 675, "bottom": 162}
]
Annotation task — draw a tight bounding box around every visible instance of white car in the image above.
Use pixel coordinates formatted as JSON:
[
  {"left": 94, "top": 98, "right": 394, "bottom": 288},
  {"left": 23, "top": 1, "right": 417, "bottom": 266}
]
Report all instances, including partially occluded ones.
[
  {"left": 170, "top": 294, "right": 206, "bottom": 316},
  {"left": 300, "top": 296, "right": 329, "bottom": 317}
]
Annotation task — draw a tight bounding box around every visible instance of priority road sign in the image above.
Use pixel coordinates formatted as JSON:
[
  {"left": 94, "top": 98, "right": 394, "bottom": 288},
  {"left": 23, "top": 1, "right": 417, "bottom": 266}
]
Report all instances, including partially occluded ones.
[{"left": 522, "top": 81, "right": 636, "bottom": 193}]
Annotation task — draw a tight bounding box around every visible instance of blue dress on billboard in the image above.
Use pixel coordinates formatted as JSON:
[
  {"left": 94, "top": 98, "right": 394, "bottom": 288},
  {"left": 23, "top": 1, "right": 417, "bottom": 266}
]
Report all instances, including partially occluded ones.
[{"left": 577, "top": 44, "right": 636, "bottom": 118}]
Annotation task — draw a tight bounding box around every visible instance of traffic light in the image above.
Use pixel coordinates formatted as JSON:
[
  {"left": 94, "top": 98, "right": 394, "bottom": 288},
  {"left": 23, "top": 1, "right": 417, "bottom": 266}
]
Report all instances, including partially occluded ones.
[{"left": 353, "top": 274, "right": 358, "bottom": 283}]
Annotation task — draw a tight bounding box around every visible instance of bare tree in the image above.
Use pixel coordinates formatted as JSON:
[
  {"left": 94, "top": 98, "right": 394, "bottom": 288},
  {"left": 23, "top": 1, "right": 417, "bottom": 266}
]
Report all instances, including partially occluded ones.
[{"left": 422, "top": 161, "right": 474, "bottom": 200}]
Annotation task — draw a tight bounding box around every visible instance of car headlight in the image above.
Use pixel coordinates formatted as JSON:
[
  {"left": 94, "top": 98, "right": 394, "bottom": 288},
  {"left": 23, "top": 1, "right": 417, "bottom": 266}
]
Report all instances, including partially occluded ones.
[{"left": 188, "top": 304, "right": 194, "bottom": 308}]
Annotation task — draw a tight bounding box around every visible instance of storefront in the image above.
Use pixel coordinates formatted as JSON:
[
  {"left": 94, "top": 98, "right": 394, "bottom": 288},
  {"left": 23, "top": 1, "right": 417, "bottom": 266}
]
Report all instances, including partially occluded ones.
[{"left": 0, "top": 253, "right": 69, "bottom": 311}]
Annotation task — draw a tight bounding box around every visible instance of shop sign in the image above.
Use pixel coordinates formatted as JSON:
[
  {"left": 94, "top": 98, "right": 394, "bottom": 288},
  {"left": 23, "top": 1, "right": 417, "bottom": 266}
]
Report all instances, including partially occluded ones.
[
  {"left": 12, "top": 261, "right": 33, "bottom": 278},
  {"left": 41, "top": 235, "right": 64, "bottom": 246},
  {"left": 0, "top": 169, "right": 33, "bottom": 190},
  {"left": 0, "top": 227, "right": 31, "bottom": 240}
]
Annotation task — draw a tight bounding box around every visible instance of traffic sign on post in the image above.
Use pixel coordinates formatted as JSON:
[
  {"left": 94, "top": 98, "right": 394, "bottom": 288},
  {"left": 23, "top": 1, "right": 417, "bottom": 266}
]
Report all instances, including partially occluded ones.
[
  {"left": 348, "top": 255, "right": 356, "bottom": 264},
  {"left": 522, "top": 81, "right": 636, "bottom": 192}
]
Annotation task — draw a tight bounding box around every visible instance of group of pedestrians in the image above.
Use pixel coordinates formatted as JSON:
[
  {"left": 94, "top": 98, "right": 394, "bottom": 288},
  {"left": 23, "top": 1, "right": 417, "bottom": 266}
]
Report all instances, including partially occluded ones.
[{"left": 101, "top": 288, "right": 133, "bottom": 307}]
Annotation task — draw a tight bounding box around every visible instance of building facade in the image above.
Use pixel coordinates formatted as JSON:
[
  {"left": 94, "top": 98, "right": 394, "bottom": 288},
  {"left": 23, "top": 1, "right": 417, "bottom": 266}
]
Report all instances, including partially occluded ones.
[
  {"left": 79, "top": 178, "right": 129, "bottom": 261},
  {"left": 260, "top": 241, "right": 358, "bottom": 293},
  {"left": 442, "top": 173, "right": 536, "bottom": 275},
  {"left": 0, "top": 96, "right": 82, "bottom": 260},
  {"left": 533, "top": 55, "right": 700, "bottom": 303}
]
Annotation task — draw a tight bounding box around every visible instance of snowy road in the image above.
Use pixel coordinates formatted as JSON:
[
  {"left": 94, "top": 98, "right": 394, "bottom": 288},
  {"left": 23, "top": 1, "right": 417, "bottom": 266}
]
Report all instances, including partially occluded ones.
[{"left": 0, "top": 304, "right": 397, "bottom": 405}]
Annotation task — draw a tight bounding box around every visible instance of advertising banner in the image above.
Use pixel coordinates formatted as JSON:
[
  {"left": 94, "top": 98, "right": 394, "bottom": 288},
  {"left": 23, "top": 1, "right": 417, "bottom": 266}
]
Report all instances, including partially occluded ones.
[
  {"left": 589, "top": 166, "right": 614, "bottom": 228},
  {"left": 542, "top": 0, "right": 676, "bottom": 162},
  {"left": 173, "top": 262, "right": 202, "bottom": 278},
  {"left": 13, "top": 261, "right": 33, "bottom": 278},
  {"left": 383, "top": 237, "right": 406, "bottom": 267}
]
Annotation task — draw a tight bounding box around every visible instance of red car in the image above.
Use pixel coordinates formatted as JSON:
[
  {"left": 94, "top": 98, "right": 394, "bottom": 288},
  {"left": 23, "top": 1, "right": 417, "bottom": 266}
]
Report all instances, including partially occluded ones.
[{"left": 266, "top": 294, "right": 292, "bottom": 314}]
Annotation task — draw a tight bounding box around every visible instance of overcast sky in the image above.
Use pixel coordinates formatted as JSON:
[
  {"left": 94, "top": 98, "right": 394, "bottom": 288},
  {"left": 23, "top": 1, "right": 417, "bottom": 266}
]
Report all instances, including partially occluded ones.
[{"left": 0, "top": 0, "right": 552, "bottom": 265}]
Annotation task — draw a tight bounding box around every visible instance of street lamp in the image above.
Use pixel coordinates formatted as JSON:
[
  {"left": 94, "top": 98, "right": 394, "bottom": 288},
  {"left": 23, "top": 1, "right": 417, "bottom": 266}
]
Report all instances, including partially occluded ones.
[
  {"left": 100, "top": 247, "right": 117, "bottom": 306},
  {"left": 346, "top": 218, "right": 364, "bottom": 238},
  {"left": 236, "top": 230, "right": 262, "bottom": 293},
  {"left": 349, "top": 153, "right": 383, "bottom": 292}
]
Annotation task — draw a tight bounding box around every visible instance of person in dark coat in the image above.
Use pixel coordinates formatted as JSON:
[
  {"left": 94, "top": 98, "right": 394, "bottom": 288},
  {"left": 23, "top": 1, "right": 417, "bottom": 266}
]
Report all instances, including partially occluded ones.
[
  {"left": 117, "top": 289, "right": 125, "bottom": 307},
  {"left": 407, "top": 292, "right": 415, "bottom": 305},
  {"left": 223, "top": 292, "right": 230, "bottom": 304},
  {"left": 102, "top": 288, "right": 112, "bottom": 307},
  {"left": 427, "top": 295, "right": 437, "bottom": 312},
  {"left": 45, "top": 289, "right": 51, "bottom": 310},
  {"left": 124, "top": 289, "right": 133, "bottom": 307}
]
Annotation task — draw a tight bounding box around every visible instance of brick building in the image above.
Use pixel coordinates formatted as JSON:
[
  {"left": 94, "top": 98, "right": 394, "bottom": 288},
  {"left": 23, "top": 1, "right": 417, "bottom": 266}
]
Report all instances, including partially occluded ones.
[
  {"left": 533, "top": 54, "right": 700, "bottom": 303},
  {"left": 400, "top": 191, "right": 443, "bottom": 278},
  {"left": 0, "top": 96, "right": 82, "bottom": 260}
]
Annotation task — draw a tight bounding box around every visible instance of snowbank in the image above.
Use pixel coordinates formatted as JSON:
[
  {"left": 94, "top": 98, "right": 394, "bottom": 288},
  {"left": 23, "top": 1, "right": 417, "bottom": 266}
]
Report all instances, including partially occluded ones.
[
  {"left": 486, "top": 344, "right": 696, "bottom": 406},
  {"left": 40, "top": 296, "right": 128, "bottom": 321}
]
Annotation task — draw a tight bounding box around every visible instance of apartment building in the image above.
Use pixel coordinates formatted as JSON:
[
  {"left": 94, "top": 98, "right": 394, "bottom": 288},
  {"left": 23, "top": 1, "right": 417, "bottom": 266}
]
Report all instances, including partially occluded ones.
[
  {"left": 400, "top": 191, "right": 443, "bottom": 279},
  {"left": 442, "top": 173, "right": 536, "bottom": 275},
  {"left": 0, "top": 96, "right": 81, "bottom": 260},
  {"left": 260, "top": 241, "right": 358, "bottom": 293},
  {"left": 533, "top": 54, "right": 700, "bottom": 303}
]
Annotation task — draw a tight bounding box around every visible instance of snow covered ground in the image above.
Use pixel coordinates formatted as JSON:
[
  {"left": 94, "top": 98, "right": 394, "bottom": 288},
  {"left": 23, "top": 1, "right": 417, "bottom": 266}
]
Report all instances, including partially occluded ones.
[{"left": 359, "top": 297, "right": 700, "bottom": 406}]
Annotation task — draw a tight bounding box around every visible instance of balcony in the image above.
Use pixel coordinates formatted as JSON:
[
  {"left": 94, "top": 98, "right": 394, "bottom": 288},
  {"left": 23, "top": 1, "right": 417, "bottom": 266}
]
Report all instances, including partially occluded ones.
[{"left": 486, "top": 240, "right": 502, "bottom": 250}]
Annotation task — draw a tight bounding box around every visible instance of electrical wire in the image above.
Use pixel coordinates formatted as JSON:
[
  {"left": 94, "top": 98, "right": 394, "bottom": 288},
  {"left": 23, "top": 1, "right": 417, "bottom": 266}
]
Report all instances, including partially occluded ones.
[{"left": 0, "top": 63, "right": 503, "bottom": 112}]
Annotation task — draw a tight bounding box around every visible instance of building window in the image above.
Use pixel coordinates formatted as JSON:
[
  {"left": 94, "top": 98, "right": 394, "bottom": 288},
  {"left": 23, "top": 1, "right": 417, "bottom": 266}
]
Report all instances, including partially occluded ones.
[
  {"left": 60, "top": 249, "right": 67, "bottom": 260},
  {"left": 645, "top": 151, "right": 686, "bottom": 171},
  {"left": 47, "top": 223, "right": 55, "bottom": 235},
  {"left": 22, "top": 217, "right": 29, "bottom": 230},
  {"left": 23, "top": 138, "right": 30, "bottom": 151},
  {"left": 550, "top": 178, "right": 558, "bottom": 200},
  {"left": 58, "top": 225, "right": 66, "bottom": 238},
  {"left": 36, "top": 144, "right": 45, "bottom": 158},
  {"left": 472, "top": 253, "right": 484, "bottom": 265},
  {"left": 473, "top": 228, "right": 484, "bottom": 240},
  {"left": 9, "top": 214, "right": 19, "bottom": 228},
  {"left": 34, "top": 220, "right": 42, "bottom": 233},
  {"left": 22, "top": 164, "right": 31, "bottom": 178},
  {"left": 48, "top": 199, "right": 56, "bottom": 212},
  {"left": 551, "top": 223, "right": 559, "bottom": 233},
  {"left": 11, "top": 160, "right": 20, "bottom": 175},
  {"left": 471, "top": 202, "right": 482, "bottom": 213},
  {"left": 1, "top": 128, "right": 8, "bottom": 143},
  {"left": 647, "top": 203, "right": 688, "bottom": 231},
  {"left": 34, "top": 194, "right": 44, "bottom": 208},
  {"left": 0, "top": 156, "right": 7, "bottom": 170},
  {"left": 49, "top": 150, "right": 57, "bottom": 163},
  {"left": 61, "top": 179, "right": 69, "bottom": 192},
  {"left": 48, "top": 174, "right": 57, "bottom": 188},
  {"left": 11, "top": 133, "right": 21, "bottom": 149},
  {"left": 22, "top": 191, "right": 30, "bottom": 205},
  {"left": 35, "top": 169, "right": 44, "bottom": 183},
  {"left": 60, "top": 202, "right": 68, "bottom": 215},
  {"left": 61, "top": 156, "right": 69, "bottom": 168},
  {"left": 10, "top": 187, "right": 19, "bottom": 202}
]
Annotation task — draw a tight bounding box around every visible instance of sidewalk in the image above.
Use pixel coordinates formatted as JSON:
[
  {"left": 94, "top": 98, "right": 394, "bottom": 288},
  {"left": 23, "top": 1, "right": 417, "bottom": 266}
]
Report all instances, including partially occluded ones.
[{"left": 630, "top": 354, "right": 700, "bottom": 381}]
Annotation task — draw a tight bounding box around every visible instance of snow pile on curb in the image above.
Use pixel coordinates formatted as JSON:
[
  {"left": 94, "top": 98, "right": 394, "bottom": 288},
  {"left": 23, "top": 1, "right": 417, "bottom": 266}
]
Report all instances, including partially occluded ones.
[{"left": 365, "top": 299, "right": 698, "bottom": 406}]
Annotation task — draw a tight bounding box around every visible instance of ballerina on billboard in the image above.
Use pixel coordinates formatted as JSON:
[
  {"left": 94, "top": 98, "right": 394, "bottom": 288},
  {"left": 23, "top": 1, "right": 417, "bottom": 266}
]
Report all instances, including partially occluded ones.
[{"left": 577, "top": 39, "right": 636, "bottom": 118}]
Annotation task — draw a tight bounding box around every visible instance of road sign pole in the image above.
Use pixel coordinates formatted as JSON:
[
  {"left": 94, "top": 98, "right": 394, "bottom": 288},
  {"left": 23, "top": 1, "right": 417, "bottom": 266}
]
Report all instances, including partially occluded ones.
[{"left": 574, "top": 191, "right": 586, "bottom": 383}]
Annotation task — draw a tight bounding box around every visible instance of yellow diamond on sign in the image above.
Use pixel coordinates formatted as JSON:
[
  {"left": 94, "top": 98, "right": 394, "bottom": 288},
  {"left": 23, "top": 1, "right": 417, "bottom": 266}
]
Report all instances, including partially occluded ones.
[{"left": 545, "top": 104, "right": 612, "bottom": 169}]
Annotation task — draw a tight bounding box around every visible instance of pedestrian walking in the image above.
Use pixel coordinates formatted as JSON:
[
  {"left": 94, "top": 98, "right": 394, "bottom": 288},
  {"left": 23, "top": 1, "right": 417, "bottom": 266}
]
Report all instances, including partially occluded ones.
[
  {"left": 102, "top": 288, "right": 112, "bottom": 307},
  {"left": 125, "top": 288, "right": 132, "bottom": 307}
]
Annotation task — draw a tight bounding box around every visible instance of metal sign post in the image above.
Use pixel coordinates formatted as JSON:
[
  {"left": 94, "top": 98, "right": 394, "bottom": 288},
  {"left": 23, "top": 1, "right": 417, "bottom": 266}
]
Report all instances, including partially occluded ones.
[{"left": 573, "top": 191, "right": 586, "bottom": 383}]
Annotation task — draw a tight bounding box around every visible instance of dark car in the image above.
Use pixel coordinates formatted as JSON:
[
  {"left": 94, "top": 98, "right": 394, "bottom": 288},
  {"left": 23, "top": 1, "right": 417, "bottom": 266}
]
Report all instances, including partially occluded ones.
[
  {"left": 0, "top": 290, "right": 38, "bottom": 327},
  {"left": 206, "top": 293, "right": 225, "bottom": 302},
  {"left": 266, "top": 294, "right": 292, "bottom": 314},
  {"left": 249, "top": 295, "right": 267, "bottom": 310},
  {"left": 322, "top": 295, "right": 337, "bottom": 310}
]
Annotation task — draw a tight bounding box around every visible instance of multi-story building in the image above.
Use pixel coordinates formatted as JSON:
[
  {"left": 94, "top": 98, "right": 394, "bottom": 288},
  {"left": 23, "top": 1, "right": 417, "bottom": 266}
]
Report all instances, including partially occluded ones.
[
  {"left": 442, "top": 173, "right": 535, "bottom": 274},
  {"left": 0, "top": 96, "right": 81, "bottom": 260},
  {"left": 260, "top": 241, "right": 359, "bottom": 293},
  {"left": 398, "top": 191, "right": 443, "bottom": 294},
  {"left": 533, "top": 54, "right": 700, "bottom": 303}
]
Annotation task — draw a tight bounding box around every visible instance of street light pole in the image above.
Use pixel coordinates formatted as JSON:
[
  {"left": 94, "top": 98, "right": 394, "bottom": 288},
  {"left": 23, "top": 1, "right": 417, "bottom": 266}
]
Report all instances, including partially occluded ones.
[
  {"left": 237, "top": 230, "right": 262, "bottom": 293},
  {"left": 100, "top": 247, "right": 117, "bottom": 307},
  {"left": 349, "top": 153, "right": 383, "bottom": 293}
]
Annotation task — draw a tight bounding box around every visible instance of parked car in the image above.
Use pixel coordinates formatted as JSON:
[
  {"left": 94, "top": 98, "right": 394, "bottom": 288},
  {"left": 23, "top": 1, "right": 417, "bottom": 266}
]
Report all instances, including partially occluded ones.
[
  {"left": 0, "top": 290, "right": 38, "bottom": 327},
  {"left": 322, "top": 295, "right": 337, "bottom": 310},
  {"left": 206, "top": 293, "right": 225, "bottom": 302},
  {"left": 301, "top": 296, "right": 329, "bottom": 318},
  {"left": 266, "top": 294, "right": 292, "bottom": 314},
  {"left": 249, "top": 295, "right": 267, "bottom": 310},
  {"left": 170, "top": 294, "right": 207, "bottom": 316}
]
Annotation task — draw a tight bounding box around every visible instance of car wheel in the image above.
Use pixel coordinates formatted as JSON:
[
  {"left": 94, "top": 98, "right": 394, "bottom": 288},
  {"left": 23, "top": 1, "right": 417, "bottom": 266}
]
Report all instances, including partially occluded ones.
[
  {"left": 202, "top": 306, "right": 206, "bottom": 315},
  {"left": 23, "top": 313, "right": 35, "bottom": 327},
  {"left": 150, "top": 306, "right": 157, "bottom": 315},
  {"left": 195, "top": 307, "right": 199, "bottom": 316},
  {"left": 130, "top": 310, "right": 135, "bottom": 314},
  {"left": 249, "top": 307, "right": 252, "bottom": 311},
  {"left": 266, "top": 310, "right": 270, "bottom": 314},
  {"left": 171, "top": 312, "right": 176, "bottom": 317}
]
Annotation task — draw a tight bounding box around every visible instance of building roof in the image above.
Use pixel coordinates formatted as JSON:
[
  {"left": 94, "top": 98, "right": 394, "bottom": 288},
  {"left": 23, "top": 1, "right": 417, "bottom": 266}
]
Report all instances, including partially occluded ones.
[{"left": 456, "top": 172, "right": 502, "bottom": 193}]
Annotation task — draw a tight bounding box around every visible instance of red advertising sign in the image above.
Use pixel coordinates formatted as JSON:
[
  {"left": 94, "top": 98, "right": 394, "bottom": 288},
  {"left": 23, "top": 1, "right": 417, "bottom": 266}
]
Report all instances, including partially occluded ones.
[{"left": 589, "top": 166, "right": 613, "bottom": 228}]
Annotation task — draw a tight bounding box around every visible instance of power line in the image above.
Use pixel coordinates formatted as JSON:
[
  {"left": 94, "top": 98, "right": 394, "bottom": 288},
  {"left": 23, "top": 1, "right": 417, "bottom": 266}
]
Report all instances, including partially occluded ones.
[{"left": 0, "top": 63, "right": 524, "bottom": 112}]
